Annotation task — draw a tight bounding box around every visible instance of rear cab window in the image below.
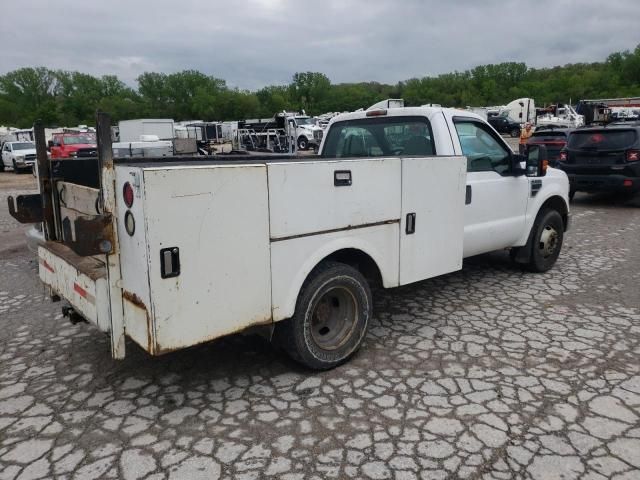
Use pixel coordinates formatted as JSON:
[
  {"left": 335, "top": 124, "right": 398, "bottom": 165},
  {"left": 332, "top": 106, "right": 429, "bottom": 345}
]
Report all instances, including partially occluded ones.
[
  {"left": 531, "top": 131, "right": 568, "bottom": 140},
  {"left": 322, "top": 116, "right": 435, "bottom": 158},
  {"left": 568, "top": 130, "right": 637, "bottom": 150}
]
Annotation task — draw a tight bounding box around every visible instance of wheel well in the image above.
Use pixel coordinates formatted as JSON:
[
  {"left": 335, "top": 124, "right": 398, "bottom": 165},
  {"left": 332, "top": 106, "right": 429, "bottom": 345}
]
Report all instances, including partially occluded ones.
[
  {"left": 540, "top": 195, "right": 569, "bottom": 230},
  {"left": 322, "top": 248, "right": 382, "bottom": 288}
]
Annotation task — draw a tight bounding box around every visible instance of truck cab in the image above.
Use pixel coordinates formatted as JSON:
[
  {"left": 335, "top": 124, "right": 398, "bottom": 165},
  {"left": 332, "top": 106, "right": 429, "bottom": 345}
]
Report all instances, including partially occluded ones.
[
  {"left": 49, "top": 133, "right": 97, "bottom": 159},
  {"left": 292, "top": 115, "right": 324, "bottom": 150},
  {"left": 318, "top": 105, "right": 570, "bottom": 262}
]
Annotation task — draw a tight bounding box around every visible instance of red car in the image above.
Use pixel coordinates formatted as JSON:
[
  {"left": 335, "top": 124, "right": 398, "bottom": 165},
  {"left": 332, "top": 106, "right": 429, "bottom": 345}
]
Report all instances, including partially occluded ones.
[
  {"left": 526, "top": 127, "right": 573, "bottom": 166},
  {"left": 48, "top": 133, "right": 97, "bottom": 159}
]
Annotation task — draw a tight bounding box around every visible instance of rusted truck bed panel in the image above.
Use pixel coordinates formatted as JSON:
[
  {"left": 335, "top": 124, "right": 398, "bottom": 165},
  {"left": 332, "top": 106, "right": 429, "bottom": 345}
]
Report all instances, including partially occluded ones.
[{"left": 38, "top": 242, "right": 110, "bottom": 332}]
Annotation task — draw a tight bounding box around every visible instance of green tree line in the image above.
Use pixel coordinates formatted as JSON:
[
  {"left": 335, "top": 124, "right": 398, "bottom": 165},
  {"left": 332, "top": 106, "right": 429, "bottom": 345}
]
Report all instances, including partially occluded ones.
[{"left": 1, "top": 45, "right": 639, "bottom": 128}]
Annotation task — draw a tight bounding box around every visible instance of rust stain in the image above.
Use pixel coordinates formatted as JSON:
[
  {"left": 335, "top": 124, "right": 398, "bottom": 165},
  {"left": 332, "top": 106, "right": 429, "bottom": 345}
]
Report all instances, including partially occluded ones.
[
  {"left": 153, "top": 314, "right": 273, "bottom": 356},
  {"left": 42, "top": 241, "right": 106, "bottom": 281},
  {"left": 122, "top": 290, "right": 155, "bottom": 354}
]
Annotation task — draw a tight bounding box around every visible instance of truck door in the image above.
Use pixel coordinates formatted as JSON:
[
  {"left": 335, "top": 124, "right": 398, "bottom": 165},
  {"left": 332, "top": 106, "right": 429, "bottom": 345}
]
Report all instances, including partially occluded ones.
[
  {"left": 400, "top": 156, "right": 466, "bottom": 285},
  {"left": 446, "top": 115, "right": 529, "bottom": 258}
]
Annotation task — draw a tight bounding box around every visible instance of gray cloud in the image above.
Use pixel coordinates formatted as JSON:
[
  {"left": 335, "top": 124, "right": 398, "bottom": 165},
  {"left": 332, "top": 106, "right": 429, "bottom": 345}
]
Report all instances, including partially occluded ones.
[{"left": 1, "top": 0, "right": 639, "bottom": 89}]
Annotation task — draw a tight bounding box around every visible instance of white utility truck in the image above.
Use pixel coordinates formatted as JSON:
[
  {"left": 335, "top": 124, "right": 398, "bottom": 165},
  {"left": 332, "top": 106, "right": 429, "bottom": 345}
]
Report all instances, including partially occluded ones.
[{"left": 9, "top": 106, "right": 569, "bottom": 370}]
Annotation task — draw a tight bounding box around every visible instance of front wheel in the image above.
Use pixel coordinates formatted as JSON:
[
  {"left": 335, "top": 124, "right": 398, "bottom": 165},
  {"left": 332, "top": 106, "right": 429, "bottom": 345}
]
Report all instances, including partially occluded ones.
[
  {"left": 525, "top": 209, "right": 564, "bottom": 273},
  {"left": 297, "top": 136, "right": 308, "bottom": 151},
  {"left": 510, "top": 128, "right": 521, "bottom": 138},
  {"left": 13, "top": 160, "right": 20, "bottom": 174},
  {"left": 276, "top": 261, "right": 372, "bottom": 370}
]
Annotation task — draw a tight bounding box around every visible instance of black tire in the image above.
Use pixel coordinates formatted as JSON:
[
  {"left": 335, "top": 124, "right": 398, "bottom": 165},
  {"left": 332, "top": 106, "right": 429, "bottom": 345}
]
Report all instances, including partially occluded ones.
[
  {"left": 510, "top": 127, "right": 521, "bottom": 138},
  {"left": 297, "top": 136, "right": 308, "bottom": 151},
  {"left": 0, "top": 160, "right": 4, "bottom": 172},
  {"left": 13, "top": 160, "right": 20, "bottom": 174},
  {"left": 276, "top": 261, "right": 372, "bottom": 370},
  {"left": 524, "top": 209, "right": 564, "bottom": 273}
]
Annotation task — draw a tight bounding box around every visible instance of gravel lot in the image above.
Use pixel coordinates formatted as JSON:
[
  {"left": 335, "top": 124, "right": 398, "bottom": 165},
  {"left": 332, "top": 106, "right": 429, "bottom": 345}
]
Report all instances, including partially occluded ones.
[{"left": 1, "top": 171, "right": 639, "bottom": 480}]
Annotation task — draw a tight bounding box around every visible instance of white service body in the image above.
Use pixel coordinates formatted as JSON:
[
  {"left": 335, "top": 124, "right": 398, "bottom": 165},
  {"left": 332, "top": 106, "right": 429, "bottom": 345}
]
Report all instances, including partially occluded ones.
[{"left": 35, "top": 106, "right": 569, "bottom": 359}]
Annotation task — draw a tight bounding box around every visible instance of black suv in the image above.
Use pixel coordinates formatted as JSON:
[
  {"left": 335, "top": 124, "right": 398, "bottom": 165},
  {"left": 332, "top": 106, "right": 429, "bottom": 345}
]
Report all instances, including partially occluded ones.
[
  {"left": 487, "top": 115, "right": 521, "bottom": 137},
  {"left": 558, "top": 123, "right": 640, "bottom": 199},
  {"left": 527, "top": 126, "right": 573, "bottom": 166}
]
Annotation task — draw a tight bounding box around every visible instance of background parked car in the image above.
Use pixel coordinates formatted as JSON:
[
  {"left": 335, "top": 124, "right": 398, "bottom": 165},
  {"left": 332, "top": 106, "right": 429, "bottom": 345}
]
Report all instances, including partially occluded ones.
[
  {"left": 558, "top": 122, "right": 640, "bottom": 200},
  {"left": 527, "top": 126, "right": 573, "bottom": 166},
  {"left": 487, "top": 114, "right": 522, "bottom": 137},
  {"left": 1, "top": 141, "right": 37, "bottom": 173},
  {"left": 48, "top": 133, "right": 97, "bottom": 159}
]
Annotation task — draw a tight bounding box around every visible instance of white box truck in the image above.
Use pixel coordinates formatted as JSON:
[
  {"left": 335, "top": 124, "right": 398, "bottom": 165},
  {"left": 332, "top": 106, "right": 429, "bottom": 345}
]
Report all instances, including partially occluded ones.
[{"left": 9, "top": 105, "right": 569, "bottom": 370}]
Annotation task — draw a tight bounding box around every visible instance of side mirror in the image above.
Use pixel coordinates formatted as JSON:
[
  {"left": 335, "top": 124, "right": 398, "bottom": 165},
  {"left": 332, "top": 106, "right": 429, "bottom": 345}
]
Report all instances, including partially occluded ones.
[
  {"left": 511, "top": 154, "right": 526, "bottom": 176},
  {"left": 526, "top": 144, "right": 548, "bottom": 177}
]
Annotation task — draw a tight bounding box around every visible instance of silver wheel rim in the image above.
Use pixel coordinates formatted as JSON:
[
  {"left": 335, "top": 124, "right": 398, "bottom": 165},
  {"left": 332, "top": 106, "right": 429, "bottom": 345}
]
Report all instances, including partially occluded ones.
[
  {"left": 538, "top": 224, "right": 559, "bottom": 258},
  {"left": 310, "top": 287, "right": 358, "bottom": 351}
]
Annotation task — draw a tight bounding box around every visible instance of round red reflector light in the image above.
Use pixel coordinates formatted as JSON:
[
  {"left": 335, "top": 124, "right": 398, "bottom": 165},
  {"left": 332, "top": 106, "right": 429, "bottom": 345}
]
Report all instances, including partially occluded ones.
[{"left": 123, "top": 182, "right": 134, "bottom": 208}]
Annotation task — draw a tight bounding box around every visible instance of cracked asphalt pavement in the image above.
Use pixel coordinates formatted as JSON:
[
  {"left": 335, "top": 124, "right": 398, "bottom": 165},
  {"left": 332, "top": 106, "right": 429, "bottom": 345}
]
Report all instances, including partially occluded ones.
[{"left": 1, "top": 172, "right": 639, "bottom": 480}]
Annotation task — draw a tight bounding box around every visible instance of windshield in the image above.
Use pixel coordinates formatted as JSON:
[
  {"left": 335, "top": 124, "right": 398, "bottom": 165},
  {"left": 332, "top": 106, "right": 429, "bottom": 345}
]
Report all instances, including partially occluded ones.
[
  {"left": 62, "top": 134, "right": 96, "bottom": 145},
  {"left": 322, "top": 116, "right": 434, "bottom": 158},
  {"left": 295, "top": 117, "right": 314, "bottom": 126},
  {"left": 12, "top": 142, "right": 35, "bottom": 150},
  {"left": 568, "top": 130, "right": 637, "bottom": 150}
]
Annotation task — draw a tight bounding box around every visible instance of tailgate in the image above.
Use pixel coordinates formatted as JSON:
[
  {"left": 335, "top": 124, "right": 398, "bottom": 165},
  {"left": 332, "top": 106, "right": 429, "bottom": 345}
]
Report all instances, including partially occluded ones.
[{"left": 38, "top": 242, "right": 110, "bottom": 332}]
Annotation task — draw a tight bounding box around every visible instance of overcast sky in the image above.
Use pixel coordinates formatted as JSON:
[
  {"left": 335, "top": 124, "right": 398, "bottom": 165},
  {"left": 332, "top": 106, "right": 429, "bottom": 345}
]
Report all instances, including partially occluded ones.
[{"left": 1, "top": 0, "right": 639, "bottom": 90}]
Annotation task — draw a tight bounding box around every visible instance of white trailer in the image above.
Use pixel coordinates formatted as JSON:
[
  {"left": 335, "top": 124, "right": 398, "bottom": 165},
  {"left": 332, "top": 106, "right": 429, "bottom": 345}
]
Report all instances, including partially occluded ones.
[
  {"left": 118, "top": 119, "right": 175, "bottom": 142},
  {"left": 10, "top": 106, "right": 569, "bottom": 370}
]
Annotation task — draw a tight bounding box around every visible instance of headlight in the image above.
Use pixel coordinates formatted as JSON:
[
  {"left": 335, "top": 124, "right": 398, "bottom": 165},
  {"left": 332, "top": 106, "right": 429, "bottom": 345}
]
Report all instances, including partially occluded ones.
[{"left": 69, "top": 151, "right": 77, "bottom": 158}]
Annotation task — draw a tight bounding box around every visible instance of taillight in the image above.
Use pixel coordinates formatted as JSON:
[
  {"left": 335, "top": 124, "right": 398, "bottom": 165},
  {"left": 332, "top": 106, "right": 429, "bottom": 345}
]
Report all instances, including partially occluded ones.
[
  {"left": 626, "top": 150, "right": 639, "bottom": 162},
  {"left": 123, "top": 182, "right": 134, "bottom": 208},
  {"left": 559, "top": 151, "right": 567, "bottom": 162}
]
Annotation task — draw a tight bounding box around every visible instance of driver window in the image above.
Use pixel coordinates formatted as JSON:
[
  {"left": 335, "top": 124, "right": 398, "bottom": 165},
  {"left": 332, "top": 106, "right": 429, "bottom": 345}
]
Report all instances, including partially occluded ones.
[{"left": 454, "top": 120, "right": 510, "bottom": 174}]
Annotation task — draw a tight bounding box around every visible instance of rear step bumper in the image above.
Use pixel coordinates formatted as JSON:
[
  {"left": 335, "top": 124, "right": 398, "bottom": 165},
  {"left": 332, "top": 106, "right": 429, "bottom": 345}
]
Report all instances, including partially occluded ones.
[
  {"left": 567, "top": 173, "right": 640, "bottom": 193},
  {"left": 38, "top": 242, "right": 111, "bottom": 332}
]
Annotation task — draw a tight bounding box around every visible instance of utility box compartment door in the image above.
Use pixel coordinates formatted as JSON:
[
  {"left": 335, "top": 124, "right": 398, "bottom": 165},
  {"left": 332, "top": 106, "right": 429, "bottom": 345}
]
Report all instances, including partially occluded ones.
[
  {"left": 268, "top": 158, "right": 401, "bottom": 239},
  {"left": 400, "top": 156, "right": 466, "bottom": 285},
  {"left": 143, "top": 165, "right": 271, "bottom": 353}
]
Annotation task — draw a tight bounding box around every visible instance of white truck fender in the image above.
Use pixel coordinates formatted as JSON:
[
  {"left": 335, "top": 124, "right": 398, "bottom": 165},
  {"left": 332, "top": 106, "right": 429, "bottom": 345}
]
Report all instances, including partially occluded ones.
[
  {"left": 271, "top": 229, "right": 399, "bottom": 322},
  {"left": 515, "top": 172, "right": 570, "bottom": 246}
]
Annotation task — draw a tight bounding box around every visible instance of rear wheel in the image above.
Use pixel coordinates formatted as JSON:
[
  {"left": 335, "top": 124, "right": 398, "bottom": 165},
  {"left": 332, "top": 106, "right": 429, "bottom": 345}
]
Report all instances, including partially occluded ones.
[
  {"left": 510, "top": 127, "right": 521, "bottom": 138},
  {"left": 276, "top": 261, "right": 372, "bottom": 370},
  {"left": 525, "top": 209, "right": 564, "bottom": 272},
  {"left": 0, "top": 159, "right": 4, "bottom": 172}
]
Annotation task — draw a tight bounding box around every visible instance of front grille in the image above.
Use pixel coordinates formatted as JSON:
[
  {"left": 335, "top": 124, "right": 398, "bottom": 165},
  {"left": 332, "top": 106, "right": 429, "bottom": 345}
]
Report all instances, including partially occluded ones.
[
  {"left": 25, "top": 154, "right": 36, "bottom": 161},
  {"left": 76, "top": 148, "right": 98, "bottom": 158}
]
